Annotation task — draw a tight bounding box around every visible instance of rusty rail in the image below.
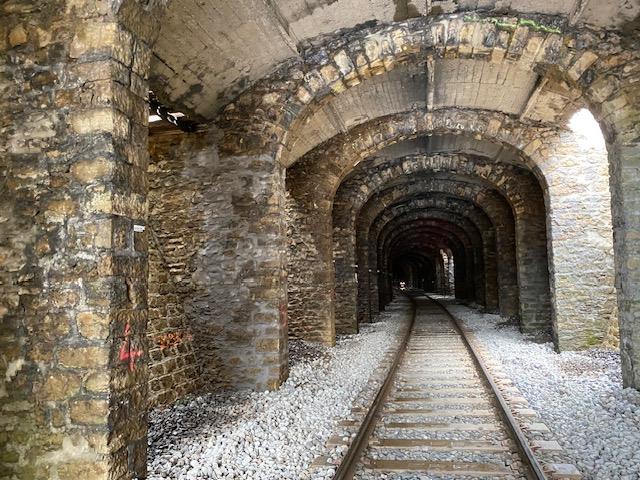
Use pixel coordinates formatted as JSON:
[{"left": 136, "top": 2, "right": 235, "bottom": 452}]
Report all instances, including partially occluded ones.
[
  {"left": 428, "top": 294, "right": 547, "bottom": 480},
  {"left": 332, "top": 292, "right": 547, "bottom": 480}
]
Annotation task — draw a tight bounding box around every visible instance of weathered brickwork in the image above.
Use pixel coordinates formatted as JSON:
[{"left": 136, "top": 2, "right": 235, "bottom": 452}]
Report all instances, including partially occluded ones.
[
  {"left": 0, "top": 1, "right": 166, "bottom": 478},
  {"left": 147, "top": 233, "right": 200, "bottom": 407},
  {"left": 148, "top": 131, "right": 289, "bottom": 392}
]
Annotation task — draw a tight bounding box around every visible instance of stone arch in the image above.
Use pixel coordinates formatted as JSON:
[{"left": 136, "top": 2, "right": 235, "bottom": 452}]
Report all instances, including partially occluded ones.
[
  {"left": 332, "top": 154, "right": 548, "bottom": 329},
  {"left": 382, "top": 223, "right": 472, "bottom": 302},
  {"left": 287, "top": 106, "right": 615, "bottom": 352},
  {"left": 359, "top": 183, "right": 510, "bottom": 325},
  {"left": 211, "top": 9, "right": 633, "bottom": 387},
  {"left": 364, "top": 196, "right": 494, "bottom": 324},
  {"left": 214, "top": 14, "right": 619, "bottom": 164},
  {"left": 382, "top": 211, "right": 486, "bottom": 302},
  {"left": 390, "top": 235, "right": 454, "bottom": 292},
  {"left": 358, "top": 174, "right": 518, "bottom": 314}
]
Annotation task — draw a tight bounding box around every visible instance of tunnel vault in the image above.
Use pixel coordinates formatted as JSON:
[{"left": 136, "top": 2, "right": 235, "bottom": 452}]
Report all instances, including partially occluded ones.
[{"left": 1, "top": 2, "right": 637, "bottom": 478}]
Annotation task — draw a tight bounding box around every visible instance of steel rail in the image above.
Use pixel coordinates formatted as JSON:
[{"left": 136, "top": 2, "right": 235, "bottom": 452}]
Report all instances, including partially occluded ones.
[
  {"left": 332, "top": 292, "right": 547, "bottom": 480},
  {"left": 332, "top": 293, "right": 418, "bottom": 480},
  {"left": 428, "top": 294, "right": 547, "bottom": 480}
]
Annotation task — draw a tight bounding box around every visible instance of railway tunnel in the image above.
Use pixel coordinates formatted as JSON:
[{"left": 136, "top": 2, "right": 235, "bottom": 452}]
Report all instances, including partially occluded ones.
[{"left": 2, "top": 0, "right": 640, "bottom": 479}]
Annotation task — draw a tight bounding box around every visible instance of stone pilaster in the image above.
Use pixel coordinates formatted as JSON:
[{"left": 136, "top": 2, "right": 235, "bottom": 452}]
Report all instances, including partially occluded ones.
[
  {"left": 539, "top": 131, "right": 618, "bottom": 348},
  {"left": 0, "top": 1, "right": 162, "bottom": 477},
  {"left": 286, "top": 196, "right": 336, "bottom": 344}
]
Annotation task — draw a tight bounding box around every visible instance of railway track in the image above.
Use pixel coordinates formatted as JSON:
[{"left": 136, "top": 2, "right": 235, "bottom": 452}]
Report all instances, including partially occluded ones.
[{"left": 333, "top": 293, "right": 546, "bottom": 480}]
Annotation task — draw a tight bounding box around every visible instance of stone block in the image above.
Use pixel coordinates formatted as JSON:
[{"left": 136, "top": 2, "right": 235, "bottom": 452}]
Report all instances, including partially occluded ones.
[
  {"left": 57, "top": 460, "right": 108, "bottom": 479},
  {"left": 526, "top": 422, "right": 551, "bottom": 433},
  {"left": 69, "top": 109, "right": 114, "bottom": 134},
  {"left": 8, "top": 24, "right": 27, "bottom": 47},
  {"left": 532, "top": 440, "right": 563, "bottom": 451},
  {"left": 70, "top": 399, "right": 108, "bottom": 425},
  {"left": 69, "top": 21, "right": 116, "bottom": 59},
  {"left": 76, "top": 311, "right": 109, "bottom": 340},
  {"left": 40, "top": 372, "right": 81, "bottom": 401},
  {"left": 547, "top": 463, "right": 581, "bottom": 479},
  {"left": 71, "top": 157, "right": 114, "bottom": 184},
  {"left": 58, "top": 346, "right": 109, "bottom": 369},
  {"left": 333, "top": 50, "right": 354, "bottom": 75}
]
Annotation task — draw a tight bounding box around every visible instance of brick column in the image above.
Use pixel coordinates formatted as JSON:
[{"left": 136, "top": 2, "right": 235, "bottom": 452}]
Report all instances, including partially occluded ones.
[
  {"left": 0, "top": 1, "right": 162, "bottom": 478},
  {"left": 538, "top": 131, "right": 618, "bottom": 349}
]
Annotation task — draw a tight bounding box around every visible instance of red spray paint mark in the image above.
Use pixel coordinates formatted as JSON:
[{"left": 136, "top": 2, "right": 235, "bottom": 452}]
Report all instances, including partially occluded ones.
[{"left": 119, "top": 322, "right": 143, "bottom": 371}]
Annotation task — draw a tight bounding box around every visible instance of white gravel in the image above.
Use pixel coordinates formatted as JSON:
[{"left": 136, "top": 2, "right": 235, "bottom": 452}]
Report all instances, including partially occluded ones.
[
  {"left": 439, "top": 298, "right": 640, "bottom": 480},
  {"left": 147, "top": 301, "right": 409, "bottom": 480}
]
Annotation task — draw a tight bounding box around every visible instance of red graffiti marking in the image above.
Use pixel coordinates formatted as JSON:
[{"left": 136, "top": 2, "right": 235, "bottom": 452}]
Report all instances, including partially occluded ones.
[
  {"left": 156, "top": 331, "right": 193, "bottom": 350},
  {"left": 119, "top": 322, "right": 143, "bottom": 371}
]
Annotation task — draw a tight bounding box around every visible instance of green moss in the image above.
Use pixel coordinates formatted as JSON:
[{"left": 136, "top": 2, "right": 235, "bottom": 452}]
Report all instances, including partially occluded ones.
[
  {"left": 584, "top": 330, "right": 603, "bottom": 347},
  {"left": 462, "top": 14, "right": 562, "bottom": 34}
]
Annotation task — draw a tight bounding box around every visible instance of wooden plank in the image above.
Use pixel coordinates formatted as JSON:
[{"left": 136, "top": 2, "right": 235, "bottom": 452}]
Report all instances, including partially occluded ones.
[
  {"left": 366, "top": 458, "right": 513, "bottom": 475},
  {"left": 370, "top": 438, "right": 509, "bottom": 452}
]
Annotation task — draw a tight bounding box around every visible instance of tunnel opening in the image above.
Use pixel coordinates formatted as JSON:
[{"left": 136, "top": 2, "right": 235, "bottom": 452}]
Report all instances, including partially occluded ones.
[{"left": 2, "top": 4, "right": 638, "bottom": 479}]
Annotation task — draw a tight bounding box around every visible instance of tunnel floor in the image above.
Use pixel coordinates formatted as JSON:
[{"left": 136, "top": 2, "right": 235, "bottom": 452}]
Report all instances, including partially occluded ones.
[{"left": 146, "top": 298, "right": 640, "bottom": 480}]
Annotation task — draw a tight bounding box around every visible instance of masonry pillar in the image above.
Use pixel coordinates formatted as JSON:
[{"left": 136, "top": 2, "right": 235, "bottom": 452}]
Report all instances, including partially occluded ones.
[
  {"left": 333, "top": 226, "right": 359, "bottom": 334},
  {"left": 538, "top": 131, "right": 618, "bottom": 348},
  {"left": 612, "top": 137, "right": 640, "bottom": 389},
  {"left": 0, "top": 1, "right": 162, "bottom": 477},
  {"left": 482, "top": 230, "right": 499, "bottom": 312},
  {"left": 200, "top": 149, "right": 289, "bottom": 390},
  {"left": 605, "top": 100, "right": 640, "bottom": 389},
  {"left": 285, "top": 192, "right": 336, "bottom": 345}
]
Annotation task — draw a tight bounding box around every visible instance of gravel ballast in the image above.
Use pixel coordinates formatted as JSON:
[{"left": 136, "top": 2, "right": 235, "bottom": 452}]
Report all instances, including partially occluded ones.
[
  {"left": 439, "top": 298, "right": 640, "bottom": 480},
  {"left": 147, "top": 301, "right": 409, "bottom": 480}
]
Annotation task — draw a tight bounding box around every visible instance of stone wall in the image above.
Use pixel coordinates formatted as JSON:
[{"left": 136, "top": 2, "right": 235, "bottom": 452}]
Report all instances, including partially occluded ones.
[
  {"left": 539, "top": 130, "right": 619, "bottom": 349},
  {"left": 148, "top": 130, "right": 289, "bottom": 392},
  {"left": 147, "top": 232, "right": 200, "bottom": 407},
  {"left": 285, "top": 194, "right": 336, "bottom": 344},
  {"left": 0, "top": 1, "right": 163, "bottom": 478},
  {"left": 284, "top": 156, "right": 338, "bottom": 345}
]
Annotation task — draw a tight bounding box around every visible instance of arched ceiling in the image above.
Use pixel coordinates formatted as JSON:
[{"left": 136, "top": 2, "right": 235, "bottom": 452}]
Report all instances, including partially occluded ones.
[
  {"left": 283, "top": 58, "right": 541, "bottom": 161},
  {"left": 372, "top": 135, "right": 522, "bottom": 165},
  {"left": 150, "top": 0, "right": 639, "bottom": 119}
]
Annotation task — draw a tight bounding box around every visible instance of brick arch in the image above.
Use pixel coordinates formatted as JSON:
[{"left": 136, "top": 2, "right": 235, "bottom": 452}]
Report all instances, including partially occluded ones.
[
  {"left": 286, "top": 108, "right": 555, "bottom": 205},
  {"left": 332, "top": 153, "right": 548, "bottom": 325},
  {"left": 286, "top": 109, "right": 553, "bottom": 345},
  {"left": 288, "top": 105, "right": 614, "bottom": 349},
  {"left": 334, "top": 211, "right": 481, "bottom": 333},
  {"left": 360, "top": 182, "right": 510, "bottom": 322},
  {"left": 364, "top": 196, "right": 495, "bottom": 323}
]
